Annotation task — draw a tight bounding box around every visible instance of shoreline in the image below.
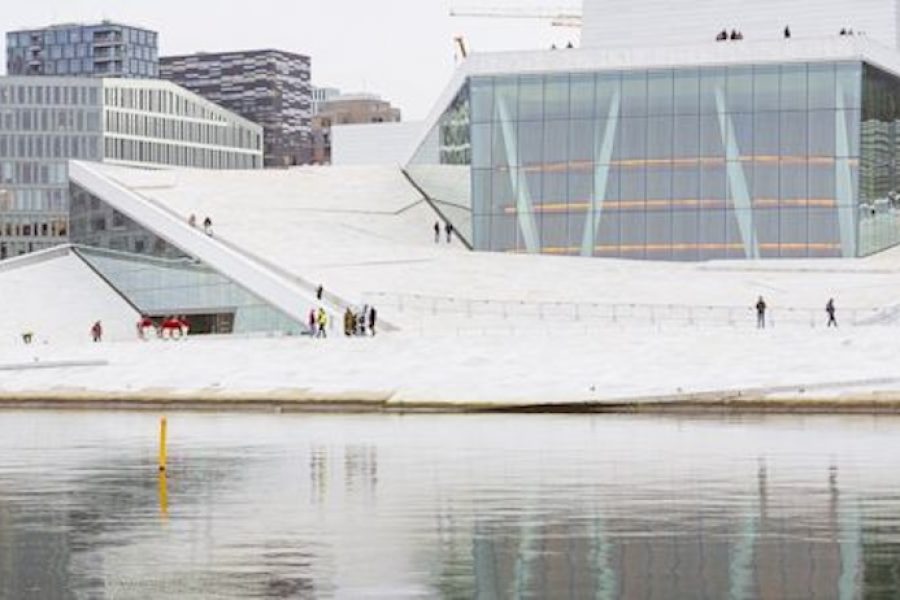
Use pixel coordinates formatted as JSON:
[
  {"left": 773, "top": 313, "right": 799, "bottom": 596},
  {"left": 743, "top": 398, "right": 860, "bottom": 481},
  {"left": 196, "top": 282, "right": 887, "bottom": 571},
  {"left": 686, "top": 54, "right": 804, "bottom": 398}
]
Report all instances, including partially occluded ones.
[{"left": 3, "top": 390, "right": 900, "bottom": 414}]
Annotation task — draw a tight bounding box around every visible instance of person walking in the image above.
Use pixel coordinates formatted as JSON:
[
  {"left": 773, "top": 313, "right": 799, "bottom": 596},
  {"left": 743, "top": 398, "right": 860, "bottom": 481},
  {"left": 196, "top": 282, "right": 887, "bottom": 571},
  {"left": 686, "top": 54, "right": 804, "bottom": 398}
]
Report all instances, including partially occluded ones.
[
  {"left": 434, "top": 221, "right": 440, "bottom": 243},
  {"left": 826, "top": 298, "right": 837, "bottom": 327},
  {"left": 309, "top": 308, "right": 317, "bottom": 336},
  {"left": 784, "top": 25, "right": 791, "bottom": 39},
  {"left": 202, "top": 216, "right": 213, "bottom": 235},
  {"left": 755, "top": 296, "right": 767, "bottom": 329},
  {"left": 316, "top": 285, "right": 324, "bottom": 300},
  {"left": 344, "top": 308, "right": 354, "bottom": 336},
  {"left": 317, "top": 308, "right": 328, "bottom": 338},
  {"left": 91, "top": 320, "right": 103, "bottom": 342},
  {"left": 445, "top": 222, "right": 453, "bottom": 243},
  {"left": 188, "top": 214, "right": 197, "bottom": 227},
  {"left": 368, "top": 305, "right": 377, "bottom": 336}
]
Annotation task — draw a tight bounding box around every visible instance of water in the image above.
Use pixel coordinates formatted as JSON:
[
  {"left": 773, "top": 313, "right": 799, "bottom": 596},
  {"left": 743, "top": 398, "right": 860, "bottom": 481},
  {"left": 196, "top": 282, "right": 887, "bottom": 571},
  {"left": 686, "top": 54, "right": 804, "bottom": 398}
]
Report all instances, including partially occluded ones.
[{"left": 0, "top": 411, "right": 899, "bottom": 598}]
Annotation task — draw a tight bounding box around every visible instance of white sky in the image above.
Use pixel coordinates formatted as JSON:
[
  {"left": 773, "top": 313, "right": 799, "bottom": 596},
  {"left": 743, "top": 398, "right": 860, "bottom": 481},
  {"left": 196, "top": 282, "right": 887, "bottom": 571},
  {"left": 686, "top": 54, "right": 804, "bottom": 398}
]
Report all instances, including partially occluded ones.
[{"left": 1, "top": 0, "right": 581, "bottom": 120}]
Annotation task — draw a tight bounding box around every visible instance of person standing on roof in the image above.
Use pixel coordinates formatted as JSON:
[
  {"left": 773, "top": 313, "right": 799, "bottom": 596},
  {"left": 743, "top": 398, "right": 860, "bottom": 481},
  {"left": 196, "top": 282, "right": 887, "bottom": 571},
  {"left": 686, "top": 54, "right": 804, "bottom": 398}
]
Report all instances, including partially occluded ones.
[
  {"left": 316, "top": 285, "right": 324, "bottom": 300},
  {"left": 317, "top": 308, "right": 328, "bottom": 338},
  {"left": 826, "top": 298, "right": 837, "bottom": 327},
  {"left": 784, "top": 25, "right": 791, "bottom": 39},
  {"left": 309, "top": 308, "right": 317, "bottom": 336},
  {"left": 188, "top": 214, "right": 197, "bottom": 227},
  {"left": 434, "top": 221, "right": 440, "bottom": 243},
  {"left": 91, "top": 320, "right": 103, "bottom": 342},
  {"left": 755, "top": 296, "right": 767, "bottom": 329},
  {"left": 203, "top": 216, "right": 213, "bottom": 236},
  {"left": 445, "top": 222, "right": 453, "bottom": 243},
  {"left": 368, "top": 305, "right": 377, "bottom": 336}
]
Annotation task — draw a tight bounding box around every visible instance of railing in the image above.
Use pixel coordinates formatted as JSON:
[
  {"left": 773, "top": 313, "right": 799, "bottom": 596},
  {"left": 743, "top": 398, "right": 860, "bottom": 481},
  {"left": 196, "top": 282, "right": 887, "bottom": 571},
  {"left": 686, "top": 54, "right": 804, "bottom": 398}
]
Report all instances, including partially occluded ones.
[{"left": 363, "top": 291, "right": 892, "bottom": 329}]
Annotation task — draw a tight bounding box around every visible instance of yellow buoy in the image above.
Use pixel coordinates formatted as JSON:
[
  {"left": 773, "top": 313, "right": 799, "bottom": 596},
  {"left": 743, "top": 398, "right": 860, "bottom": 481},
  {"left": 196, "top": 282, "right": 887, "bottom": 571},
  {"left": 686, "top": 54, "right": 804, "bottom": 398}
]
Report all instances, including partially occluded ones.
[{"left": 158, "top": 416, "right": 167, "bottom": 472}]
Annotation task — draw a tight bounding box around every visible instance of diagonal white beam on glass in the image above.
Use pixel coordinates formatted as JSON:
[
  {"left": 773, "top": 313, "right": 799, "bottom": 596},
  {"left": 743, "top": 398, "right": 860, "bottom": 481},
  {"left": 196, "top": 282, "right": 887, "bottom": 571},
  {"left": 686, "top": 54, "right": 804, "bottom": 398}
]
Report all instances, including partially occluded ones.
[
  {"left": 496, "top": 94, "right": 540, "bottom": 253},
  {"left": 835, "top": 90, "right": 857, "bottom": 258},
  {"left": 581, "top": 89, "right": 621, "bottom": 257},
  {"left": 715, "top": 87, "right": 759, "bottom": 259}
]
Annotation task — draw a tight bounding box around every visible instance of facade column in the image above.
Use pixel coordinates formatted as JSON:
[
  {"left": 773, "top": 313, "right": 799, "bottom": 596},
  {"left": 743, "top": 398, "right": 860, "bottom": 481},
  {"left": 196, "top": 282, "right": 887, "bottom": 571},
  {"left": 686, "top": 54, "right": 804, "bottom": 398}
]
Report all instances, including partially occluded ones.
[
  {"left": 715, "top": 87, "right": 759, "bottom": 259},
  {"left": 496, "top": 95, "right": 540, "bottom": 253},
  {"left": 581, "top": 90, "right": 621, "bottom": 257},
  {"left": 835, "top": 89, "right": 857, "bottom": 258}
]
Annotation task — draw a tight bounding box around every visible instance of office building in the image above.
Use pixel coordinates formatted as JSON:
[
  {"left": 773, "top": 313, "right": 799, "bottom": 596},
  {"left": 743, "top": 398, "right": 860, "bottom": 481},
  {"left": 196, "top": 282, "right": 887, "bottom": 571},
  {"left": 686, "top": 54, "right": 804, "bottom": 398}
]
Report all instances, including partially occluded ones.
[
  {"left": 160, "top": 50, "right": 312, "bottom": 167},
  {"left": 6, "top": 21, "right": 159, "bottom": 78},
  {"left": 0, "top": 76, "right": 262, "bottom": 258},
  {"left": 312, "top": 86, "right": 341, "bottom": 115}
]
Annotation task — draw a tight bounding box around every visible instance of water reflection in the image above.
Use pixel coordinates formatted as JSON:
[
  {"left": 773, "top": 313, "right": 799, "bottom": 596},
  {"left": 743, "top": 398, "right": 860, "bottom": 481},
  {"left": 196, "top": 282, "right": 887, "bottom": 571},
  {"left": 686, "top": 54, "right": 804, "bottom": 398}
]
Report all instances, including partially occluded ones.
[{"left": 0, "top": 412, "right": 899, "bottom": 597}]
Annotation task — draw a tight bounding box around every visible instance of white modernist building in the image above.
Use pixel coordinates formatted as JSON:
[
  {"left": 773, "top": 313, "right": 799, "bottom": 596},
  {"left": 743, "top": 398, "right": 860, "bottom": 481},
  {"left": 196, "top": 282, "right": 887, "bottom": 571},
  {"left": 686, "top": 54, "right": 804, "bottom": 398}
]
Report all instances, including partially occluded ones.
[{"left": 0, "top": 76, "right": 262, "bottom": 258}]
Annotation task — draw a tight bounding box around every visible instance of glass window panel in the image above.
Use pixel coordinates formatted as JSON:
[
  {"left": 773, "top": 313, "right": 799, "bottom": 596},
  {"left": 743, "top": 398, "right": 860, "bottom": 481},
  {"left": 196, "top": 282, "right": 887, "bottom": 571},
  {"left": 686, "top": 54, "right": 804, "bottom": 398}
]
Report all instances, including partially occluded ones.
[
  {"left": 700, "top": 163, "right": 727, "bottom": 204},
  {"left": 596, "top": 74, "right": 620, "bottom": 118},
  {"left": 699, "top": 68, "right": 726, "bottom": 114},
  {"left": 471, "top": 122, "right": 492, "bottom": 169},
  {"left": 754, "top": 66, "right": 780, "bottom": 112},
  {"left": 541, "top": 170, "right": 568, "bottom": 205},
  {"left": 569, "top": 118, "right": 597, "bottom": 163},
  {"left": 543, "top": 119, "right": 568, "bottom": 165},
  {"left": 543, "top": 75, "right": 570, "bottom": 120},
  {"left": 808, "top": 110, "right": 836, "bottom": 157},
  {"left": 673, "top": 114, "right": 700, "bottom": 159},
  {"left": 517, "top": 121, "right": 543, "bottom": 165},
  {"left": 615, "top": 117, "right": 646, "bottom": 160},
  {"left": 837, "top": 62, "right": 862, "bottom": 109},
  {"left": 647, "top": 70, "right": 673, "bottom": 115},
  {"left": 808, "top": 163, "right": 835, "bottom": 204},
  {"left": 492, "top": 120, "right": 514, "bottom": 167},
  {"left": 470, "top": 77, "right": 494, "bottom": 123},
  {"left": 621, "top": 73, "right": 647, "bottom": 117},
  {"left": 518, "top": 76, "right": 543, "bottom": 121},
  {"left": 568, "top": 170, "right": 593, "bottom": 205},
  {"left": 646, "top": 166, "right": 672, "bottom": 202},
  {"left": 645, "top": 210, "right": 672, "bottom": 259},
  {"left": 674, "top": 68, "right": 700, "bottom": 115},
  {"left": 596, "top": 210, "right": 621, "bottom": 256},
  {"left": 493, "top": 77, "right": 518, "bottom": 122},
  {"left": 729, "top": 113, "right": 754, "bottom": 157},
  {"left": 673, "top": 163, "right": 700, "bottom": 201},
  {"left": 541, "top": 213, "right": 569, "bottom": 251},
  {"left": 647, "top": 115, "right": 673, "bottom": 160},
  {"left": 780, "top": 111, "right": 808, "bottom": 157},
  {"left": 780, "top": 162, "right": 808, "bottom": 201},
  {"left": 699, "top": 114, "right": 724, "bottom": 158},
  {"left": 754, "top": 112, "right": 780, "bottom": 157},
  {"left": 780, "top": 64, "right": 807, "bottom": 111},
  {"left": 779, "top": 206, "right": 808, "bottom": 254},
  {"left": 726, "top": 66, "right": 754, "bottom": 113},
  {"left": 570, "top": 73, "right": 595, "bottom": 119},
  {"left": 472, "top": 168, "right": 492, "bottom": 214},
  {"left": 489, "top": 214, "right": 517, "bottom": 251},
  {"left": 808, "top": 63, "right": 836, "bottom": 110},
  {"left": 672, "top": 209, "right": 699, "bottom": 260},
  {"left": 698, "top": 208, "right": 726, "bottom": 259},
  {"left": 491, "top": 170, "right": 515, "bottom": 213}
]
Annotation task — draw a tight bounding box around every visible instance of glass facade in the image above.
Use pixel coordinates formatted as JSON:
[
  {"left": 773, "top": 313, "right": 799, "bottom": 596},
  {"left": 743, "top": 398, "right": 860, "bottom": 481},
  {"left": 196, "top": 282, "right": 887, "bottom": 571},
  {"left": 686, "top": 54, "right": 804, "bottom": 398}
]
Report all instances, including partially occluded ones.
[
  {"left": 7, "top": 24, "right": 159, "bottom": 79},
  {"left": 70, "top": 183, "right": 302, "bottom": 335},
  {"left": 408, "top": 60, "right": 895, "bottom": 260}
]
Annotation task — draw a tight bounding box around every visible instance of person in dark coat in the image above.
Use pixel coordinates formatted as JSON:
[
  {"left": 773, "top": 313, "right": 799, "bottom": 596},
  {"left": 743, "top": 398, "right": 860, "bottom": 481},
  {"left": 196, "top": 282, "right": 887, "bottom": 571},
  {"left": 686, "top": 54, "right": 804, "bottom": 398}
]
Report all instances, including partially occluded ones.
[
  {"left": 344, "top": 308, "right": 354, "bottom": 336},
  {"left": 756, "top": 296, "right": 767, "bottom": 329},
  {"left": 784, "top": 26, "right": 791, "bottom": 39},
  {"left": 434, "top": 221, "right": 440, "bottom": 243},
  {"left": 368, "top": 306, "right": 377, "bottom": 336},
  {"left": 826, "top": 298, "right": 837, "bottom": 327},
  {"left": 91, "top": 320, "right": 103, "bottom": 342},
  {"left": 316, "top": 285, "right": 324, "bottom": 300},
  {"left": 445, "top": 222, "right": 453, "bottom": 243}
]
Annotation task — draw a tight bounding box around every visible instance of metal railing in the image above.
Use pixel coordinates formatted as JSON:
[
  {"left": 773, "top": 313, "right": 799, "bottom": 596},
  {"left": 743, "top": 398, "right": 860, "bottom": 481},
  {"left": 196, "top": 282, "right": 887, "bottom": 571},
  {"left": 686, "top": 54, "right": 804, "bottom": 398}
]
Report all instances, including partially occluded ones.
[{"left": 363, "top": 291, "right": 893, "bottom": 329}]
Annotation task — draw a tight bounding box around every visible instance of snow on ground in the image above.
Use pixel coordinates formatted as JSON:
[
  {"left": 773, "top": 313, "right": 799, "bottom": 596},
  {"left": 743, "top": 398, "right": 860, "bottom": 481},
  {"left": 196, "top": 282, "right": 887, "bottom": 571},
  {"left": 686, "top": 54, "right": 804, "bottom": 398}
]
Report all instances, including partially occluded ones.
[
  {"left": 0, "top": 325, "right": 898, "bottom": 406},
  {"left": 0, "top": 250, "right": 140, "bottom": 347}
]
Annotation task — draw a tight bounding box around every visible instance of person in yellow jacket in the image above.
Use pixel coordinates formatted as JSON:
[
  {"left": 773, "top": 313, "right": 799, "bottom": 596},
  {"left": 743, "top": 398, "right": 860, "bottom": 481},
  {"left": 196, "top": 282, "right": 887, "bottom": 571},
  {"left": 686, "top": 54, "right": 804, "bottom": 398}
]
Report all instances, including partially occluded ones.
[{"left": 317, "top": 307, "right": 328, "bottom": 338}]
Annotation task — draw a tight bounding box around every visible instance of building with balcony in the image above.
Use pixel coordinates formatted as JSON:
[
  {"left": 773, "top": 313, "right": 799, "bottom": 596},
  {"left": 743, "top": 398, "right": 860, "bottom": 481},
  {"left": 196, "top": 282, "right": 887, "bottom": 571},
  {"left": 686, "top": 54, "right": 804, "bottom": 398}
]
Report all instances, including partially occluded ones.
[
  {"left": 0, "top": 76, "right": 262, "bottom": 258},
  {"left": 6, "top": 21, "right": 159, "bottom": 78},
  {"left": 160, "top": 50, "right": 312, "bottom": 167}
]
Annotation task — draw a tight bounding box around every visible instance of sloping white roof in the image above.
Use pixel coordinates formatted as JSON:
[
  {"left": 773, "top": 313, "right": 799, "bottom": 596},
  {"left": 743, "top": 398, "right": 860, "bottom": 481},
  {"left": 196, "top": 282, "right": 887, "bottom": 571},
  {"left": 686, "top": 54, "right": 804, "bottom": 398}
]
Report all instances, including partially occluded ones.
[{"left": 0, "top": 247, "right": 140, "bottom": 347}]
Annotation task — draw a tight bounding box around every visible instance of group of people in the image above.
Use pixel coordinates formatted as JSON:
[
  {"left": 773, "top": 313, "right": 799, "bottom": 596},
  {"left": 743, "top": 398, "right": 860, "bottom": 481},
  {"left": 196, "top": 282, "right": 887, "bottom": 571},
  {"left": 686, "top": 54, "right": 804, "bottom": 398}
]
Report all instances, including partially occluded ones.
[
  {"left": 344, "top": 305, "right": 377, "bottom": 337},
  {"left": 136, "top": 315, "right": 190, "bottom": 340},
  {"left": 755, "top": 296, "right": 838, "bottom": 329},
  {"left": 434, "top": 221, "right": 454, "bottom": 244},
  {"left": 715, "top": 25, "right": 859, "bottom": 42},
  {"left": 188, "top": 214, "right": 214, "bottom": 236}
]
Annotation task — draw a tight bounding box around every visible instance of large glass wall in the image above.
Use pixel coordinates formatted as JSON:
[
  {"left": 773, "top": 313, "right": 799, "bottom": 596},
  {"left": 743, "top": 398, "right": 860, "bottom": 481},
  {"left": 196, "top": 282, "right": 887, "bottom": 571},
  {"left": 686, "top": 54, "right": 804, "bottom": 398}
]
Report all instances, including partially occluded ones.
[
  {"left": 859, "top": 64, "right": 900, "bottom": 256},
  {"left": 411, "top": 61, "right": 867, "bottom": 260},
  {"left": 70, "top": 183, "right": 303, "bottom": 335}
]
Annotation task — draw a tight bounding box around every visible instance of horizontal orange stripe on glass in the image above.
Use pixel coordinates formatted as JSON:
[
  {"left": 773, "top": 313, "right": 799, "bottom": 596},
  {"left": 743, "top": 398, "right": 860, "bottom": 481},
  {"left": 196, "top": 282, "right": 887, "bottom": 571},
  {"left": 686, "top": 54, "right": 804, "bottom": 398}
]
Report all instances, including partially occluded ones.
[{"left": 500, "top": 198, "right": 838, "bottom": 214}]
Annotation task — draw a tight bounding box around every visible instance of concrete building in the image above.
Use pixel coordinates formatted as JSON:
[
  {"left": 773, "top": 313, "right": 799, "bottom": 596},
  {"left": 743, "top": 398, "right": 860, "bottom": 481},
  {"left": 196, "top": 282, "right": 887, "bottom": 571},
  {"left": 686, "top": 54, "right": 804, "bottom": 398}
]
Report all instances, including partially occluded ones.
[
  {"left": 0, "top": 76, "right": 262, "bottom": 258},
  {"left": 160, "top": 50, "right": 312, "bottom": 167},
  {"left": 311, "top": 93, "right": 401, "bottom": 164},
  {"left": 6, "top": 21, "right": 159, "bottom": 78}
]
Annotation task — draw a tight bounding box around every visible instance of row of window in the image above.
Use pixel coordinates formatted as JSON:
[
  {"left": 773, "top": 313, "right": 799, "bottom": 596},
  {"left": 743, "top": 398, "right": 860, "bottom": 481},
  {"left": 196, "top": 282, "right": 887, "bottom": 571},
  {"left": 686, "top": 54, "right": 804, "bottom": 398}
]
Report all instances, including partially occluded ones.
[
  {"left": 104, "top": 137, "right": 261, "bottom": 169},
  {"left": 0, "top": 108, "right": 101, "bottom": 133},
  {"left": 8, "top": 57, "right": 159, "bottom": 77},
  {"left": 0, "top": 217, "right": 67, "bottom": 239},
  {"left": 104, "top": 86, "right": 238, "bottom": 122},
  {"left": 105, "top": 109, "right": 260, "bottom": 150},
  {"left": 0, "top": 161, "right": 69, "bottom": 186},
  {"left": 0, "top": 84, "right": 100, "bottom": 107},
  {"left": 7, "top": 26, "right": 157, "bottom": 49},
  {"left": 0, "top": 135, "right": 101, "bottom": 161}
]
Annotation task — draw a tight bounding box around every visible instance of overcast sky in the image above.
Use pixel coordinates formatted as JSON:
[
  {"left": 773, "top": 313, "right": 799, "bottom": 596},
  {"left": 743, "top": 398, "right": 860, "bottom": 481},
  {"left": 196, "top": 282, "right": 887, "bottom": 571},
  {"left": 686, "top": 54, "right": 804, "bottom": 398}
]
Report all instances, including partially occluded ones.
[{"left": 2, "top": 0, "right": 581, "bottom": 120}]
